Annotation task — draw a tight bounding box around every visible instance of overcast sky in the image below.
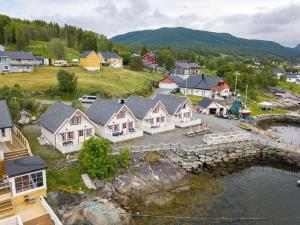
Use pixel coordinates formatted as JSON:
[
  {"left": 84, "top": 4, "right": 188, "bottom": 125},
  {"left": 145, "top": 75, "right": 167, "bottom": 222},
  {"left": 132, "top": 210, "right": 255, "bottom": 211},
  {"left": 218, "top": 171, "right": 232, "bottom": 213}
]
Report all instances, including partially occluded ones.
[{"left": 1, "top": 0, "right": 300, "bottom": 47}]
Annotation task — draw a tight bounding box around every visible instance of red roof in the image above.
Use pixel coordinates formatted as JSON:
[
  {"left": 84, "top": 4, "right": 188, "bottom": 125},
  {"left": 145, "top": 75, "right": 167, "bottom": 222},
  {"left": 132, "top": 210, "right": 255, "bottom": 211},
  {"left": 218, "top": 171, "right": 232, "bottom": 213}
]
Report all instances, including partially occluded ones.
[{"left": 159, "top": 76, "right": 175, "bottom": 84}]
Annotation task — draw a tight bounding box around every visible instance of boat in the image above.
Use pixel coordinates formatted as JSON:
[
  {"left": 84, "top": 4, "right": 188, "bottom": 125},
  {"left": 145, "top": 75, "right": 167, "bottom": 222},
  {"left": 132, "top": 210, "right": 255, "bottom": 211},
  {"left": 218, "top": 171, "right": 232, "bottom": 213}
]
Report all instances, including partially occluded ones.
[{"left": 237, "top": 121, "right": 252, "bottom": 131}]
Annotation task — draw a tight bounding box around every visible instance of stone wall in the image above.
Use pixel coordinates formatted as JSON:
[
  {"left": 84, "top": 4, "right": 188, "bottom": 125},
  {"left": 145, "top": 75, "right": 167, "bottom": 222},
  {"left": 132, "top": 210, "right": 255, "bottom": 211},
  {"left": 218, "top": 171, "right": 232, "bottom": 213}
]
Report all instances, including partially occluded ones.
[{"left": 254, "top": 114, "right": 300, "bottom": 126}]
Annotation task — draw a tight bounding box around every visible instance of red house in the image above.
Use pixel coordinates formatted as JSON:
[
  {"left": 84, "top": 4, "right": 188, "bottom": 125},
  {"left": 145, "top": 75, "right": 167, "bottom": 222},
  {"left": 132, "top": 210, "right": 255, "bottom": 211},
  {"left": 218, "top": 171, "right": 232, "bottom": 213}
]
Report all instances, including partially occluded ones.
[{"left": 142, "top": 53, "right": 156, "bottom": 64}]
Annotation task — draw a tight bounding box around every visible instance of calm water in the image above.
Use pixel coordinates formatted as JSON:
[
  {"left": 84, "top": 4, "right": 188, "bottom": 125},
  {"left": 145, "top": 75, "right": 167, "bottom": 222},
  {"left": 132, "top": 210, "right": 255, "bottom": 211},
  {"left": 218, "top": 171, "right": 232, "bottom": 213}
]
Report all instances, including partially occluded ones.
[
  {"left": 134, "top": 165, "right": 300, "bottom": 225},
  {"left": 266, "top": 123, "right": 300, "bottom": 145}
]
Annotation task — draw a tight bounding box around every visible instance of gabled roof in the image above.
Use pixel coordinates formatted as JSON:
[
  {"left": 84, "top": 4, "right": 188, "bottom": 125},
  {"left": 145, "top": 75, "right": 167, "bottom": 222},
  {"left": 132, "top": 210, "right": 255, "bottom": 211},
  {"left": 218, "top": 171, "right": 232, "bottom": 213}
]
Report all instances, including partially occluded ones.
[
  {"left": 273, "top": 68, "right": 284, "bottom": 74},
  {"left": 178, "top": 75, "right": 222, "bottom": 90},
  {"left": 4, "top": 155, "right": 47, "bottom": 177},
  {"left": 34, "top": 55, "right": 44, "bottom": 60},
  {"left": 176, "top": 60, "right": 200, "bottom": 69},
  {"left": 125, "top": 95, "right": 160, "bottom": 119},
  {"left": 80, "top": 50, "right": 96, "bottom": 58},
  {"left": 86, "top": 99, "right": 124, "bottom": 126},
  {"left": 40, "top": 102, "right": 76, "bottom": 134},
  {"left": 155, "top": 94, "right": 187, "bottom": 115},
  {"left": 99, "top": 52, "right": 122, "bottom": 59},
  {"left": 198, "top": 97, "right": 213, "bottom": 108},
  {"left": 287, "top": 73, "right": 299, "bottom": 79},
  {"left": 0, "top": 100, "right": 13, "bottom": 129},
  {"left": 0, "top": 51, "right": 34, "bottom": 60}
]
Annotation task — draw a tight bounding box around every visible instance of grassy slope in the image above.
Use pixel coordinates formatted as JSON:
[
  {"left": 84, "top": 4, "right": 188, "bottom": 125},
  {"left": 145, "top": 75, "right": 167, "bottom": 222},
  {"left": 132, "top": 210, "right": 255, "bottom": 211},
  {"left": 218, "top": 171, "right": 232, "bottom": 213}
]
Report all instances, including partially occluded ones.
[
  {"left": 0, "top": 66, "right": 162, "bottom": 98},
  {"left": 6, "top": 40, "right": 80, "bottom": 62},
  {"left": 277, "top": 80, "right": 300, "bottom": 94}
]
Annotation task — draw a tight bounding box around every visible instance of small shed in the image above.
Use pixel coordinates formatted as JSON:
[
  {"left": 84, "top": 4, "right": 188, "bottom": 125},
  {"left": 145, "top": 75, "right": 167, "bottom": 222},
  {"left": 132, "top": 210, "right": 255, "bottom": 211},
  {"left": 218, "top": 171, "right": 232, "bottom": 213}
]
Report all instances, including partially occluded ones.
[
  {"left": 198, "top": 97, "right": 227, "bottom": 115},
  {"left": 18, "top": 109, "right": 35, "bottom": 125}
]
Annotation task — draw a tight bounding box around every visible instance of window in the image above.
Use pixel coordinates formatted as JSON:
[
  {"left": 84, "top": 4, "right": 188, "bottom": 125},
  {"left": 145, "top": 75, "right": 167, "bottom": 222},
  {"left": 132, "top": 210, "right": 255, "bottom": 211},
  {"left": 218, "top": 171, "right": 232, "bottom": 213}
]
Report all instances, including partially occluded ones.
[
  {"left": 123, "top": 123, "right": 127, "bottom": 129},
  {"left": 117, "top": 110, "right": 125, "bottom": 119},
  {"left": 113, "top": 124, "right": 119, "bottom": 131},
  {"left": 71, "top": 116, "right": 81, "bottom": 125},
  {"left": 4, "top": 66, "right": 8, "bottom": 70},
  {"left": 128, "top": 122, "right": 133, "bottom": 128},
  {"left": 15, "top": 171, "right": 44, "bottom": 194},
  {"left": 67, "top": 132, "right": 74, "bottom": 140},
  {"left": 60, "top": 133, "right": 66, "bottom": 141},
  {"left": 161, "top": 116, "right": 165, "bottom": 122},
  {"left": 156, "top": 117, "right": 160, "bottom": 122},
  {"left": 79, "top": 130, "right": 84, "bottom": 137},
  {"left": 1, "top": 128, "right": 5, "bottom": 137},
  {"left": 153, "top": 106, "right": 159, "bottom": 113},
  {"left": 184, "top": 112, "right": 191, "bottom": 118},
  {"left": 150, "top": 118, "right": 154, "bottom": 124},
  {"left": 86, "top": 129, "right": 92, "bottom": 137}
]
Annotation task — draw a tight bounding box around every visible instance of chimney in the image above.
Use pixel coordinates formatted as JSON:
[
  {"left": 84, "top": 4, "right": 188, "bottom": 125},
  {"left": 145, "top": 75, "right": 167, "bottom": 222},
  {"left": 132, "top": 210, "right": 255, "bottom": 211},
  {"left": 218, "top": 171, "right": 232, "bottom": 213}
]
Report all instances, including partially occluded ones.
[{"left": 120, "top": 99, "right": 125, "bottom": 104}]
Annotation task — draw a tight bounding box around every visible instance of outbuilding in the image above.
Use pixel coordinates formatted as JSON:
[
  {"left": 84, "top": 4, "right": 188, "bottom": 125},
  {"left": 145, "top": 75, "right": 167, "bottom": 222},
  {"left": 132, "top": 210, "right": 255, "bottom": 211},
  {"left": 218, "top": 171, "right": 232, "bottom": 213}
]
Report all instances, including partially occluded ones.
[{"left": 198, "top": 97, "right": 227, "bottom": 115}]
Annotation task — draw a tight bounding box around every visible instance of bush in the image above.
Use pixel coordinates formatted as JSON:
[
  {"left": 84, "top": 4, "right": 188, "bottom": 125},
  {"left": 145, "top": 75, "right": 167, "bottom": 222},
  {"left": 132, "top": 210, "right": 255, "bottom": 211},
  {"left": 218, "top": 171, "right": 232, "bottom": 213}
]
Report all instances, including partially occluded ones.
[
  {"left": 78, "top": 137, "right": 117, "bottom": 179},
  {"left": 118, "top": 148, "right": 131, "bottom": 168}
]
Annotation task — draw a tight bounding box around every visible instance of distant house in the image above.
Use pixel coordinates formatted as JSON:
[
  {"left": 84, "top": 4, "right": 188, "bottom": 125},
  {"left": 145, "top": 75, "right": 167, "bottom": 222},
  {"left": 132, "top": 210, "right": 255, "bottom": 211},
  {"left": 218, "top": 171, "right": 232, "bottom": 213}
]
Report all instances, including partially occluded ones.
[
  {"left": 33, "top": 55, "right": 44, "bottom": 65},
  {"left": 86, "top": 99, "right": 143, "bottom": 142},
  {"left": 159, "top": 76, "right": 183, "bottom": 89},
  {"left": 0, "top": 51, "right": 34, "bottom": 73},
  {"left": 0, "top": 100, "right": 13, "bottom": 143},
  {"left": 39, "top": 102, "right": 98, "bottom": 154},
  {"left": 198, "top": 97, "right": 227, "bottom": 115},
  {"left": 286, "top": 73, "right": 300, "bottom": 83},
  {"left": 125, "top": 95, "right": 175, "bottom": 134},
  {"left": 99, "top": 52, "right": 123, "bottom": 68},
  {"left": 80, "top": 50, "right": 101, "bottom": 71},
  {"left": 142, "top": 53, "right": 156, "bottom": 64},
  {"left": 170, "top": 60, "right": 201, "bottom": 78},
  {"left": 273, "top": 68, "right": 284, "bottom": 79},
  {"left": 53, "top": 60, "right": 67, "bottom": 67},
  {"left": 0, "top": 44, "right": 5, "bottom": 51},
  {"left": 155, "top": 94, "right": 201, "bottom": 128},
  {"left": 18, "top": 109, "right": 34, "bottom": 125}
]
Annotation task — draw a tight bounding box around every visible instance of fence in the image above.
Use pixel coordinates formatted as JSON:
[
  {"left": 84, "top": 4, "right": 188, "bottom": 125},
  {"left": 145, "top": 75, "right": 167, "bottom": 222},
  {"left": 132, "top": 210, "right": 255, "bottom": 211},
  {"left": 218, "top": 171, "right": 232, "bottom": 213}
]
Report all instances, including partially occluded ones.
[
  {"left": 40, "top": 197, "right": 63, "bottom": 225},
  {"left": 13, "top": 126, "right": 32, "bottom": 155},
  {"left": 203, "top": 131, "right": 252, "bottom": 145}
]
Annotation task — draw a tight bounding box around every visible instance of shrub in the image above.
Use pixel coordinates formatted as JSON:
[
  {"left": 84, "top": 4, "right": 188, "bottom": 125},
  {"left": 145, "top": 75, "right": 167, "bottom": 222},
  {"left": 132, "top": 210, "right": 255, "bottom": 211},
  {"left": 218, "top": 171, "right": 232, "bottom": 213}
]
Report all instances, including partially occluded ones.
[
  {"left": 118, "top": 148, "right": 131, "bottom": 168},
  {"left": 57, "top": 69, "right": 78, "bottom": 94}
]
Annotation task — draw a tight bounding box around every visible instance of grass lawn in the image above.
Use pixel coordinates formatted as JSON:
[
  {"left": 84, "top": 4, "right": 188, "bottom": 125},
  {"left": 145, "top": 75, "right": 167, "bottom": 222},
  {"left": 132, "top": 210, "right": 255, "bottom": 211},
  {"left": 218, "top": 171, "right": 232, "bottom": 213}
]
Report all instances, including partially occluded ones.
[
  {"left": 248, "top": 102, "right": 288, "bottom": 116},
  {"left": 173, "top": 94, "right": 203, "bottom": 105},
  {"left": 21, "top": 125, "right": 86, "bottom": 192},
  {"left": 277, "top": 81, "right": 300, "bottom": 94},
  {"left": 0, "top": 66, "right": 162, "bottom": 99}
]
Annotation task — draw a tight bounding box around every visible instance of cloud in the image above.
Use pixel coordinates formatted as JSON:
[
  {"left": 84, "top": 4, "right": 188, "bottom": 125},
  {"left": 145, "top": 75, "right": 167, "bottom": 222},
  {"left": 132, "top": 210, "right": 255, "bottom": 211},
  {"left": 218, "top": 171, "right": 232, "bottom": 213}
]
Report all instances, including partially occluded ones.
[{"left": 0, "top": 0, "right": 299, "bottom": 47}]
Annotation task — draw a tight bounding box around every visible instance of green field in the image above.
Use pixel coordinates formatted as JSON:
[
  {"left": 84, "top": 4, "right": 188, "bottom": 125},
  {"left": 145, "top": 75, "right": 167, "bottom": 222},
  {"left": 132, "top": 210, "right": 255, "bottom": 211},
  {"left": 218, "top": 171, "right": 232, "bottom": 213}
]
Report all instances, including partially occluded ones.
[
  {"left": 0, "top": 66, "right": 162, "bottom": 98},
  {"left": 6, "top": 40, "right": 80, "bottom": 62},
  {"left": 248, "top": 102, "right": 288, "bottom": 116},
  {"left": 277, "top": 80, "right": 300, "bottom": 94}
]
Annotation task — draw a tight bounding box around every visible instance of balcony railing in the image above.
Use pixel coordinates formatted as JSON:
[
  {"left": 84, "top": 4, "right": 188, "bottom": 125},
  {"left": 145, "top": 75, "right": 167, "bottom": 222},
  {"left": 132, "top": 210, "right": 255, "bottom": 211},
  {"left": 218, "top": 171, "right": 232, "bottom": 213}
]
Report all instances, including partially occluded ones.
[{"left": 9, "top": 60, "right": 34, "bottom": 66}]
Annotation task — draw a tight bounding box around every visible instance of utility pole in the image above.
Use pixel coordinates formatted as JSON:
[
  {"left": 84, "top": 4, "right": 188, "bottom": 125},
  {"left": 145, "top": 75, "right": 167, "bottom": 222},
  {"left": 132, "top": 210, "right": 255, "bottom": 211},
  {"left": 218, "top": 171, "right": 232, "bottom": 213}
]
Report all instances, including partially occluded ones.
[
  {"left": 185, "top": 61, "right": 189, "bottom": 97},
  {"left": 234, "top": 71, "right": 239, "bottom": 100}
]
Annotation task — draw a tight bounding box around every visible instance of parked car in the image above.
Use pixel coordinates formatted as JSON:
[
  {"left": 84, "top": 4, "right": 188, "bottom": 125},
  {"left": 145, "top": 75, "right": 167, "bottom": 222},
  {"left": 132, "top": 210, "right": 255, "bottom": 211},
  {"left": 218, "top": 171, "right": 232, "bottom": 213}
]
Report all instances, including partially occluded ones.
[
  {"left": 171, "top": 88, "right": 181, "bottom": 94},
  {"left": 78, "top": 95, "right": 97, "bottom": 104}
]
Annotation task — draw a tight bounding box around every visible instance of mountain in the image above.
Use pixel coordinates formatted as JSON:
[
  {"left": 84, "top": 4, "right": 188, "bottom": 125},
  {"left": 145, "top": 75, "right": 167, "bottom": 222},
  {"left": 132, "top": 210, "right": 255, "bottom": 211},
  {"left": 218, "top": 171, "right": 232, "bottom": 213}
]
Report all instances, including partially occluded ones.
[{"left": 111, "top": 27, "right": 300, "bottom": 58}]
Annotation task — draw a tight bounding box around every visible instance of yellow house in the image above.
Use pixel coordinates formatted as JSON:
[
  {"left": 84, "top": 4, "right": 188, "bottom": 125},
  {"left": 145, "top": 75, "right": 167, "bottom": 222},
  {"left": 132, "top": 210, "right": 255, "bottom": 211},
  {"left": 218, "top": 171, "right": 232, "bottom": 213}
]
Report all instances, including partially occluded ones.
[
  {"left": 99, "top": 52, "right": 123, "bottom": 68},
  {"left": 80, "top": 50, "right": 101, "bottom": 71}
]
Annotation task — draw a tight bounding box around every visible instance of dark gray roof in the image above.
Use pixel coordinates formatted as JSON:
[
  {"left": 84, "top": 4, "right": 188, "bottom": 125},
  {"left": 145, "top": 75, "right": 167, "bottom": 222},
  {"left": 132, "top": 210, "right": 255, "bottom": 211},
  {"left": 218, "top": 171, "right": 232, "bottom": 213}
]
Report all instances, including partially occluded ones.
[
  {"left": 287, "top": 73, "right": 299, "bottom": 79},
  {"left": 34, "top": 55, "right": 44, "bottom": 60},
  {"left": 170, "top": 76, "right": 184, "bottom": 84},
  {"left": 80, "top": 50, "right": 95, "bottom": 58},
  {"left": 4, "top": 156, "right": 47, "bottom": 177},
  {"left": 273, "top": 68, "right": 284, "bottom": 74},
  {"left": 125, "top": 95, "right": 160, "bottom": 119},
  {"left": 0, "top": 100, "right": 13, "bottom": 129},
  {"left": 40, "top": 102, "right": 76, "bottom": 133},
  {"left": 155, "top": 94, "right": 187, "bottom": 115},
  {"left": 99, "top": 52, "right": 122, "bottom": 59},
  {"left": 86, "top": 99, "right": 123, "bottom": 126},
  {"left": 176, "top": 60, "right": 200, "bottom": 69},
  {"left": 178, "top": 75, "right": 222, "bottom": 90},
  {"left": 198, "top": 97, "right": 213, "bottom": 108},
  {"left": 0, "top": 51, "right": 34, "bottom": 60}
]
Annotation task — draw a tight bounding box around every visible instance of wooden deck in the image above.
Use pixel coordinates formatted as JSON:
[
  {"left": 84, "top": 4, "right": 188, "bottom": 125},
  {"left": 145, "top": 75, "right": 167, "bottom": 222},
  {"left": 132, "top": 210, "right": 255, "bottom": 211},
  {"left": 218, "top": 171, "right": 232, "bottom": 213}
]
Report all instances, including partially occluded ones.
[
  {"left": 24, "top": 214, "right": 54, "bottom": 225},
  {"left": 1, "top": 134, "right": 26, "bottom": 153}
]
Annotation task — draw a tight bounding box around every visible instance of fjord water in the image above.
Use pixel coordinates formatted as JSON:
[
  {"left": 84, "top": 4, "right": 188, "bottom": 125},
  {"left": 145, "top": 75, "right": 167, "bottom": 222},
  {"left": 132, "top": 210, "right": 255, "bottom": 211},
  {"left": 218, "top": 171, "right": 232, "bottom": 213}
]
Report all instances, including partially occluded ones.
[
  {"left": 134, "top": 165, "right": 300, "bottom": 225},
  {"left": 266, "top": 123, "right": 300, "bottom": 145}
]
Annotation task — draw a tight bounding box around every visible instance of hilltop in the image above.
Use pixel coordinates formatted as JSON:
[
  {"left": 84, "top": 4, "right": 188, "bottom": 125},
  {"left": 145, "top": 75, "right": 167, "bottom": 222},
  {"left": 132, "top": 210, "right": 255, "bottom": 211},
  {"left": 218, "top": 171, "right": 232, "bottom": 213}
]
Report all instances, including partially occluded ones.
[{"left": 111, "top": 27, "right": 300, "bottom": 58}]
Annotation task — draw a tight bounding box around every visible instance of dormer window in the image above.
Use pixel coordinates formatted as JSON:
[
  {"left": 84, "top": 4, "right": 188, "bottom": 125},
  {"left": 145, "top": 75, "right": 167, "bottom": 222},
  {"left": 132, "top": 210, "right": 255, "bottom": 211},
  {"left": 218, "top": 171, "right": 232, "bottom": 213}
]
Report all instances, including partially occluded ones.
[{"left": 71, "top": 115, "right": 81, "bottom": 125}]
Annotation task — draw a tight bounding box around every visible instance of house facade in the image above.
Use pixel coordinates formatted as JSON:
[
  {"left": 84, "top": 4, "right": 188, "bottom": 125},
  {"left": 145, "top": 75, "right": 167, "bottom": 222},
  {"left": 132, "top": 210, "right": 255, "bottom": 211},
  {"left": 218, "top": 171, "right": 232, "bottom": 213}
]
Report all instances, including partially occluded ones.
[
  {"left": 40, "top": 102, "right": 97, "bottom": 154},
  {"left": 0, "top": 100, "right": 13, "bottom": 143},
  {"left": 273, "top": 68, "right": 284, "bottom": 79},
  {"left": 155, "top": 94, "right": 201, "bottom": 128},
  {"left": 86, "top": 99, "right": 143, "bottom": 142},
  {"left": 286, "top": 73, "right": 300, "bottom": 83},
  {"left": 33, "top": 55, "right": 44, "bottom": 65},
  {"left": 170, "top": 60, "right": 201, "bottom": 78},
  {"left": 0, "top": 51, "right": 34, "bottom": 73},
  {"left": 158, "top": 76, "right": 182, "bottom": 89},
  {"left": 80, "top": 50, "right": 101, "bottom": 71},
  {"left": 0, "top": 44, "right": 4, "bottom": 52},
  {"left": 142, "top": 53, "right": 156, "bottom": 64},
  {"left": 125, "top": 95, "right": 175, "bottom": 134},
  {"left": 99, "top": 52, "right": 123, "bottom": 68}
]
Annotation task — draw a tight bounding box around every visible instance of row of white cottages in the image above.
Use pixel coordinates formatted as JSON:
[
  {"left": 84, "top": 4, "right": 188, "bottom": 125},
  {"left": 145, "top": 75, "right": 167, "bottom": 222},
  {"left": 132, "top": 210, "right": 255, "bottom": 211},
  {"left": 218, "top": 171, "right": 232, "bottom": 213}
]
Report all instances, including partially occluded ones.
[{"left": 40, "top": 94, "right": 202, "bottom": 154}]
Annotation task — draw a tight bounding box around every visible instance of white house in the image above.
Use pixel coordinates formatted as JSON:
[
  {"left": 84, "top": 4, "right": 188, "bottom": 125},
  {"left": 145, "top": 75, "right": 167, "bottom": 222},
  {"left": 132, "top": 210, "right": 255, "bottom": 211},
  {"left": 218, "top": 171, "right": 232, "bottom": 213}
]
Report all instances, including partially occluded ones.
[
  {"left": 198, "top": 97, "right": 227, "bottom": 115},
  {"left": 18, "top": 109, "right": 34, "bottom": 125},
  {"left": 39, "top": 102, "right": 98, "bottom": 154},
  {"left": 0, "top": 100, "right": 13, "bottom": 143},
  {"left": 273, "top": 68, "right": 284, "bottom": 79},
  {"left": 155, "top": 94, "right": 201, "bottom": 128},
  {"left": 125, "top": 95, "right": 175, "bottom": 134},
  {"left": 286, "top": 73, "right": 300, "bottom": 83},
  {"left": 159, "top": 76, "right": 183, "bottom": 90},
  {"left": 86, "top": 99, "right": 143, "bottom": 142}
]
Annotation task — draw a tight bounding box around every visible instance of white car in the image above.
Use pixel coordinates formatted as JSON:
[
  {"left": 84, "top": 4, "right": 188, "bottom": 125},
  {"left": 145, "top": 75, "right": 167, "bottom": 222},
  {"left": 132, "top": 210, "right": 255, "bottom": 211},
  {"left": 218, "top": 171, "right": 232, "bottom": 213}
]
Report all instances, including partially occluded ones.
[{"left": 78, "top": 95, "right": 97, "bottom": 104}]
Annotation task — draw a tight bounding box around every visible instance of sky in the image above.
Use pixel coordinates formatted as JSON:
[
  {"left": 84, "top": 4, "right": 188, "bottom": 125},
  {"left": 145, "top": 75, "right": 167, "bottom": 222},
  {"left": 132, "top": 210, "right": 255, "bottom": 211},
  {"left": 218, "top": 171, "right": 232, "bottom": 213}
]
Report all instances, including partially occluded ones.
[{"left": 1, "top": 0, "right": 300, "bottom": 47}]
